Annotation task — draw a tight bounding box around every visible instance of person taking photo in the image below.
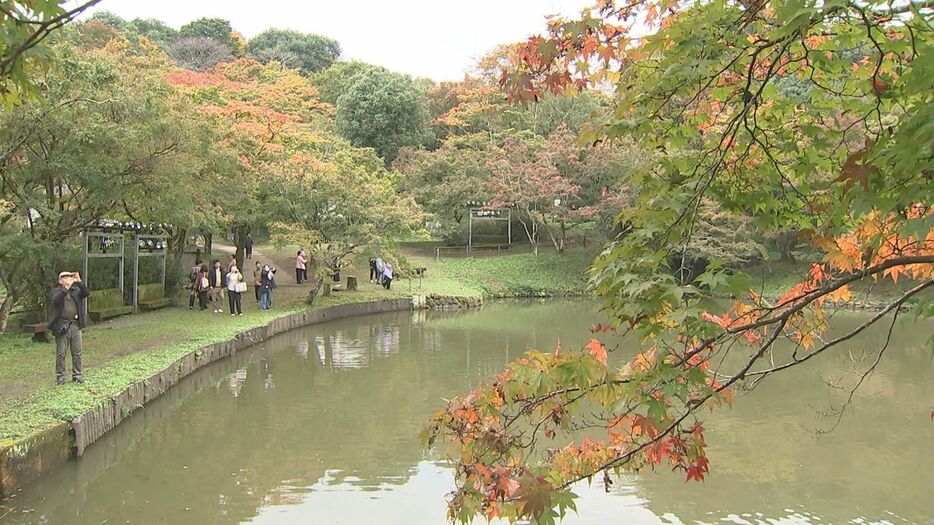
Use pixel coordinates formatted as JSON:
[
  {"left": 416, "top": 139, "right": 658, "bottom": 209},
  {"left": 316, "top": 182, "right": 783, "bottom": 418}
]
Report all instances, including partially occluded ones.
[{"left": 47, "top": 271, "right": 90, "bottom": 385}]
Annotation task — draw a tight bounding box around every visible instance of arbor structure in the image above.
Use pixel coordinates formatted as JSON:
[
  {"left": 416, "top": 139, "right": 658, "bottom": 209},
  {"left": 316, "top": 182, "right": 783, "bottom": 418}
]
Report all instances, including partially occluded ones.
[{"left": 427, "top": 0, "right": 934, "bottom": 523}]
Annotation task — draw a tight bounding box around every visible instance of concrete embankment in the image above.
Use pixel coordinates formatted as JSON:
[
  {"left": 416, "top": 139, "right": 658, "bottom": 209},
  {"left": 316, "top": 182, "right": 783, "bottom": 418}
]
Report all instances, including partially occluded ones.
[{"left": 0, "top": 295, "right": 482, "bottom": 496}]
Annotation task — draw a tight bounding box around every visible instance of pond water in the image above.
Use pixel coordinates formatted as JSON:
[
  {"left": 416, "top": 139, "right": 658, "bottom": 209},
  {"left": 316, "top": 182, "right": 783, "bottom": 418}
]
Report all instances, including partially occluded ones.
[{"left": 1, "top": 300, "right": 932, "bottom": 524}]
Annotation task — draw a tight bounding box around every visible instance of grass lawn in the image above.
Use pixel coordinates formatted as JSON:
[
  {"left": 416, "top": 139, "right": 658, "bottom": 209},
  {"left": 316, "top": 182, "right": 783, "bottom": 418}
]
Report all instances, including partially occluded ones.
[{"left": 0, "top": 245, "right": 597, "bottom": 442}]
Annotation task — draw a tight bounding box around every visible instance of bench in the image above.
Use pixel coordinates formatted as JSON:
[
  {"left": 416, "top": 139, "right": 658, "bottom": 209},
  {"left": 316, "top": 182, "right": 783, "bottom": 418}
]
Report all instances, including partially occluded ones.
[
  {"left": 88, "top": 288, "right": 133, "bottom": 322},
  {"left": 23, "top": 322, "right": 50, "bottom": 343},
  {"left": 137, "top": 283, "right": 171, "bottom": 311}
]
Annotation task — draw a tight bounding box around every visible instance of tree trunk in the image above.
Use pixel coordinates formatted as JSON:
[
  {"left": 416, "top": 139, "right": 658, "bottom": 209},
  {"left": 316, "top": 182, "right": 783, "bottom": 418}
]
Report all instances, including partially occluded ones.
[
  {"left": 234, "top": 224, "right": 249, "bottom": 270},
  {"left": 775, "top": 229, "right": 798, "bottom": 263},
  {"left": 169, "top": 228, "right": 188, "bottom": 268},
  {"left": 307, "top": 277, "right": 323, "bottom": 305},
  {"left": 0, "top": 294, "right": 15, "bottom": 335},
  {"left": 205, "top": 233, "right": 213, "bottom": 256},
  {"left": 559, "top": 221, "right": 566, "bottom": 253}
]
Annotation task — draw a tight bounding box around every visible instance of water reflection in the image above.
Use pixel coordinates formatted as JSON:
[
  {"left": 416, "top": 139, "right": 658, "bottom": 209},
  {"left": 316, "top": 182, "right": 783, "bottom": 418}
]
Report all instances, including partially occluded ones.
[{"left": 0, "top": 302, "right": 931, "bottom": 525}]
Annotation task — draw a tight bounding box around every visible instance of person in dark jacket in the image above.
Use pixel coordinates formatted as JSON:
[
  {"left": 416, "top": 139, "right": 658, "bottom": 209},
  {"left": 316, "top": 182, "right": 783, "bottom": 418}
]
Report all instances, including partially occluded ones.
[
  {"left": 47, "top": 271, "right": 90, "bottom": 384},
  {"left": 259, "top": 265, "right": 277, "bottom": 310},
  {"left": 197, "top": 266, "right": 210, "bottom": 310},
  {"left": 208, "top": 259, "right": 225, "bottom": 313}
]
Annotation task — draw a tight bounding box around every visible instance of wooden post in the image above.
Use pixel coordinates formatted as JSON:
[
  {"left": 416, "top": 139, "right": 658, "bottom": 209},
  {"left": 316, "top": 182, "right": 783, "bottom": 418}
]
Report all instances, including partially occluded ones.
[
  {"left": 82, "top": 231, "right": 89, "bottom": 314},
  {"left": 468, "top": 209, "right": 473, "bottom": 253},
  {"left": 507, "top": 209, "right": 512, "bottom": 246},
  {"left": 346, "top": 276, "right": 358, "bottom": 291},
  {"left": 132, "top": 234, "right": 139, "bottom": 312}
]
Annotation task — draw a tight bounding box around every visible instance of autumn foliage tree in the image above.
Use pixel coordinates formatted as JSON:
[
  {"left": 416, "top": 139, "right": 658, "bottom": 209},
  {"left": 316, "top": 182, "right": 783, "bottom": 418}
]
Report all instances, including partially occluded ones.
[
  {"left": 0, "top": 27, "right": 221, "bottom": 332},
  {"left": 426, "top": 0, "right": 934, "bottom": 522},
  {"left": 166, "top": 57, "right": 424, "bottom": 299}
]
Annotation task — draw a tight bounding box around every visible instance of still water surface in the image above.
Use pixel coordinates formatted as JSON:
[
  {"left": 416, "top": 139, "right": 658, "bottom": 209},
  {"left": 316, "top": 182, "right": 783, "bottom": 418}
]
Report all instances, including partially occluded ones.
[{"left": 1, "top": 300, "right": 932, "bottom": 524}]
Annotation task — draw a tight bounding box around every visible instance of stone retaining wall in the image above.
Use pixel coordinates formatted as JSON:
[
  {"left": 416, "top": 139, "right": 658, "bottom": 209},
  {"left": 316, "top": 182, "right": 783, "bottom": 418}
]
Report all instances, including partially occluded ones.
[{"left": 0, "top": 296, "right": 478, "bottom": 496}]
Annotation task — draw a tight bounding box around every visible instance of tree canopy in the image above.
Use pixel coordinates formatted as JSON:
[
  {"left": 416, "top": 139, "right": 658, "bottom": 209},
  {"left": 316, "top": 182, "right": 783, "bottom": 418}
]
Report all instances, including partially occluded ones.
[
  {"left": 0, "top": 21, "right": 422, "bottom": 330},
  {"left": 178, "top": 17, "right": 235, "bottom": 51},
  {"left": 247, "top": 28, "right": 341, "bottom": 76},
  {"left": 310, "top": 60, "right": 387, "bottom": 105},
  {"left": 335, "top": 67, "right": 433, "bottom": 164}
]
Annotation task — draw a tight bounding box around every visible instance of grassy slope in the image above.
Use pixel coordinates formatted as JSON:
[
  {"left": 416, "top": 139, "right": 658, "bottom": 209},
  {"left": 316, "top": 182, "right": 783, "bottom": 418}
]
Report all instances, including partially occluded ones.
[{"left": 0, "top": 247, "right": 596, "bottom": 442}]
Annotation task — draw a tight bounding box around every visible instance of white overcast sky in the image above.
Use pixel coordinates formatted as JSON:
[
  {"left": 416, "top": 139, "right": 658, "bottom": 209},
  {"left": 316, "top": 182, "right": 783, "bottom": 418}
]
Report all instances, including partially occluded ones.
[{"left": 80, "top": 0, "right": 595, "bottom": 81}]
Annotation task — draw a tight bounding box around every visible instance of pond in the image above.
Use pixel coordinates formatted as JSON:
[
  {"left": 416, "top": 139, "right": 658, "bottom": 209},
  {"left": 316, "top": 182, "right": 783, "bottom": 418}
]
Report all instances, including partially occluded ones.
[{"left": 1, "top": 300, "right": 931, "bottom": 524}]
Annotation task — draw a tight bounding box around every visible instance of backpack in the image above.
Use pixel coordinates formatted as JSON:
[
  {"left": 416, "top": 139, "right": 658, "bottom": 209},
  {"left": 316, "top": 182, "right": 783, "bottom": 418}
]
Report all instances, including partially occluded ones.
[{"left": 189, "top": 269, "right": 198, "bottom": 283}]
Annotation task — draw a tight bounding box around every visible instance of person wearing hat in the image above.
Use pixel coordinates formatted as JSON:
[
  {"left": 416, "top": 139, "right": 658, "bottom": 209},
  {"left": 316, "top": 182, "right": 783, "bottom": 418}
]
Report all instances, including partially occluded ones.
[{"left": 47, "top": 271, "right": 90, "bottom": 384}]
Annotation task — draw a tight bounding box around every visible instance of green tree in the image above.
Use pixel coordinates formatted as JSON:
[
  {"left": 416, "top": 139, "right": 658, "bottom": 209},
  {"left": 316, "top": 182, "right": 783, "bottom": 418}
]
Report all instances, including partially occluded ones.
[
  {"left": 88, "top": 12, "right": 178, "bottom": 47},
  {"left": 247, "top": 28, "right": 340, "bottom": 76},
  {"left": 0, "top": 30, "right": 220, "bottom": 332},
  {"left": 394, "top": 143, "right": 492, "bottom": 242},
  {"left": 335, "top": 68, "right": 432, "bottom": 164},
  {"left": 178, "top": 17, "right": 234, "bottom": 50},
  {"left": 88, "top": 10, "right": 126, "bottom": 29},
  {"left": 310, "top": 60, "right": 387, "bottom": 105},
  {"left": 127, "top": 18, "right": 179, "bottom": 46}
]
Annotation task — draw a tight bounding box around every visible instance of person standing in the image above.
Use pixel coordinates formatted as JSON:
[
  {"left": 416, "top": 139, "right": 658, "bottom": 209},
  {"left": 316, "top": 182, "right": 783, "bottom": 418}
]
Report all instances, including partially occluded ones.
[
  {"left": 369, "top": 258, "right": 378, "bottom": 283},
  {"left": 188, "top": 259, "right": 203, "bottom": 309},
  {"left": 226, "top": 253, "right": 237, "bottom": 272},
  {"left": 245, "top": 234, "right": 254, "bottom": 259},
  {"left": 226, "top": 265, "right": 244, "bottom": 316},
  {"left": 374, "top": 257, "right": 385, "bottom": 285},
  {"left": 382, "top": 262, "right": 393, "bottom": 290},
  {"left": 295, "top": 250, "right": 307, "bottom": 284},
  {"left": 260, "top": 265, "right": 277, "bottom": 310},
  {"left": 208, "top": 259, "right": 225, "bottom": 313},
  {"left": 48, "top": 271, "right": 90, "bottom": 384},
  {"left": 253, "top": 261, "right": 263, "bottom": 302},
  {"left": 197, "top": 265, "right": 210, "bottom": 310}
]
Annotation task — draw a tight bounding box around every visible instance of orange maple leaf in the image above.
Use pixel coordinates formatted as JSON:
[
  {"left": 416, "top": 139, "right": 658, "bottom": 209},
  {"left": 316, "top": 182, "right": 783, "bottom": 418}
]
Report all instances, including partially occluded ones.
[{"left": 586, "top": 338, "right": 608, "bottom": 364}]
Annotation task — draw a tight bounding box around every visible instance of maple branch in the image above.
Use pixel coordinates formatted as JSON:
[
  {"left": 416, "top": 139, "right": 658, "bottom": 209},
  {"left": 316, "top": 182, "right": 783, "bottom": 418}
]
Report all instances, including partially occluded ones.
[
  {"left": 553, "top": 314, "right": 789, "bottom": 493},
  {"left": 816, "top": 304, "right": 899, "bottom": 433},
  {"left": 745, "top": 278, "right": 934, "bottom": 382},
  {"left": 0, "top": 0, "right": 104, "bottom": 79}
]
